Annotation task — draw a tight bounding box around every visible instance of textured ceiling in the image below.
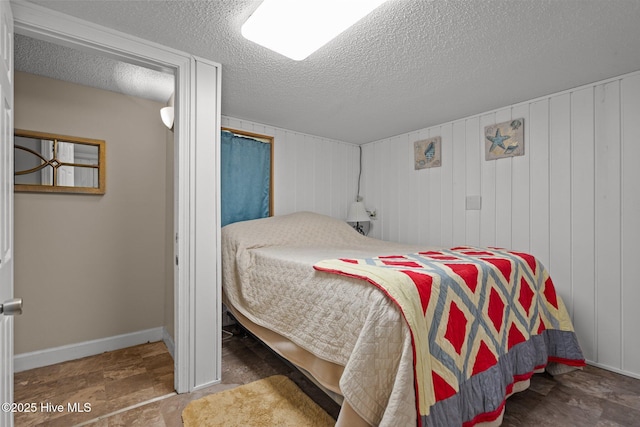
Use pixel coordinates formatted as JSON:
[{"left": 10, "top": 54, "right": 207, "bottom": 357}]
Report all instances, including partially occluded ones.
[
  {"left": 16, "top": 0, "right": 640, "bottom": 144},
  {"left": 15, "top": 34, "right": 175, "bottom": 103}
]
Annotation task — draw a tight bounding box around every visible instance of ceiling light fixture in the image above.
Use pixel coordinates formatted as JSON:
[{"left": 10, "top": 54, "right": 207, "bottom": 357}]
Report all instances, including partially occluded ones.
[{"left": 241, "top": 0, "right": 388, "bottom": 61}]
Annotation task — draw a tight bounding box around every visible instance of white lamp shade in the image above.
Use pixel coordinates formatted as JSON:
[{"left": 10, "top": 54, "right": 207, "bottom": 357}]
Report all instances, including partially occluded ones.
[
  {"left": 160, "top": 106, "right": 174, "bottom": 129},
  {"left": 347, "top": 201, "right": 370, "bottom": 222}
]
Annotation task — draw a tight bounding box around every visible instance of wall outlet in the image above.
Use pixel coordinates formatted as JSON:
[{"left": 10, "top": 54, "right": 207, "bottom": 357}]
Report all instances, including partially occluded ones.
[{"left": 466, "top": 195, "right": 482, "bottom": 210}]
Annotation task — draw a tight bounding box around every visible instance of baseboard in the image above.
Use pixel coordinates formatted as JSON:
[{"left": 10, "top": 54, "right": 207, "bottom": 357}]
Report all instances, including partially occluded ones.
[
  {"left": 14, "top": 327, "right": 164, "bottom": 372},
  {"left": 162, "top": 327, "right": 175, "bottom": 360},
  {"left": 587, "top": 360, "right": 640, "bottom": 381}
]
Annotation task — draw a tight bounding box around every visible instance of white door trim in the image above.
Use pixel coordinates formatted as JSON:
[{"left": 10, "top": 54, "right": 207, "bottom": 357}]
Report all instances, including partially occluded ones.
[
  {"left": 0, "top": 1, "right": 14, "bottom": 425},
  {"left": 10, "top": 0, "right": 221, "bottom": 392}
]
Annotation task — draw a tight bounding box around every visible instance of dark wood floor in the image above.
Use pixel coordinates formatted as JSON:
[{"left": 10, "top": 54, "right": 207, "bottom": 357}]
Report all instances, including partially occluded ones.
[
  {"left": 502, "top": 362, "right": 640, "bottom": 426},
  {"left": 13, "top": 326, "right": 640, "bottom": 426}
]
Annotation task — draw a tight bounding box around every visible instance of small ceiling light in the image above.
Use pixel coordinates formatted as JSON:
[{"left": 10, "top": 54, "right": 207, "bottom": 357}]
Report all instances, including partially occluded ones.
[{"left": 241, "top": 0, "right": 388, "bottom": 61}]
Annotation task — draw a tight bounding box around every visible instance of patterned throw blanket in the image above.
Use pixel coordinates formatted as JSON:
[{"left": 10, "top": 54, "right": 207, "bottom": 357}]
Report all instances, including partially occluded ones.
[{"left": 314, "top": 246, "right": 585, "bottom": 427}]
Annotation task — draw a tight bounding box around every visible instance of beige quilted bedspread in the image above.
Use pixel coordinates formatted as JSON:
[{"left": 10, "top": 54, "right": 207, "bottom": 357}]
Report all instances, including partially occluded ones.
[{"left": 221, "top": 212, "right": 434, "bottom": 426}]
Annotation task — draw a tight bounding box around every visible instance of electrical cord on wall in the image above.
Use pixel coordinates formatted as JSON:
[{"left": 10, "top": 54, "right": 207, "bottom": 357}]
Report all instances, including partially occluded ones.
[{"left": 356, "top": 145, "right": 363, "bottom": 202}]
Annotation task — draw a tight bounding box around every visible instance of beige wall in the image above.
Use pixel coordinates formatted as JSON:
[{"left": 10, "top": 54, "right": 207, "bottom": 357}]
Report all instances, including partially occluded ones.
[{"left": 14, "top": 72, "right": 173, "bottom": 354}]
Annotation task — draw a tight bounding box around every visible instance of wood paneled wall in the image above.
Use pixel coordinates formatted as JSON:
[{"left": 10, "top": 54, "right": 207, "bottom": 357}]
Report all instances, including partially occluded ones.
[
  {"left": 221, "top": 116, "right": 360, "bottom": 219},
  {"left": 361, "top": 72, "right": 640, "bottom": 379}
]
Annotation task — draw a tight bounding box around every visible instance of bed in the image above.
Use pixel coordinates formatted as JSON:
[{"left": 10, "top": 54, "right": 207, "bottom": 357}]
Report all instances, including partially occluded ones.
[{"left": 221, "top": 211, "right": 585, "bottom": 427}]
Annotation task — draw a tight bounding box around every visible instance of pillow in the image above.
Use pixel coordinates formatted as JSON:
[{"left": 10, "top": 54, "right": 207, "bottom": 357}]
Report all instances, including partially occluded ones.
[{"left": 222, "top": 211, "right": 365, "bottom": 250}]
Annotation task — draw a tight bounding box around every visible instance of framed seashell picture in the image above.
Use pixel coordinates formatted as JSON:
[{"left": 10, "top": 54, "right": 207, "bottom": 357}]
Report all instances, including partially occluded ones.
[
  {"left": 414, "top": 136, "right": 441, "bottom": 169},
  {"left": 484, "top": 118, "right": 524, "bottom": 160}
]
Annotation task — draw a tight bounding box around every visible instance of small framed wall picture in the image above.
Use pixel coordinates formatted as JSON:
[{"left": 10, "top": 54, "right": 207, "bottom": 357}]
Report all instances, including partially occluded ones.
[
  {"left": 414, "top": 136, "right": 441, "bottom": 169},
  {"left": 484, "top": 118, "right": 524, "bottom": 160}
]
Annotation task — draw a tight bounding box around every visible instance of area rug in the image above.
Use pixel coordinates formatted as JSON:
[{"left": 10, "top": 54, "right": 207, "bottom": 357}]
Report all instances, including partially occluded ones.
[{"left": 182, "top": 375, "right": 336, "bottom": 427}]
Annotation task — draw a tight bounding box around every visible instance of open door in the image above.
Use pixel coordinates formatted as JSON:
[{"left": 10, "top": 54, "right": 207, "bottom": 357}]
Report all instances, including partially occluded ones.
[{"left": 0, "top": 2, "right": 19, "bottom": 426}]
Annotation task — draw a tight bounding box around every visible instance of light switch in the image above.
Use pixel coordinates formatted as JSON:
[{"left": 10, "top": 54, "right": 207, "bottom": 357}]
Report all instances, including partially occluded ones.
[{"left": 466, "top": 195, "right": 482, "bottom": 210}]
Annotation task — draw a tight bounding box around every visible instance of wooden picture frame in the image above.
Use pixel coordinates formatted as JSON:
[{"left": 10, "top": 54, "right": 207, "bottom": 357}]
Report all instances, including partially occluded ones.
[{"left": 14, "top": 129, "right": 106, "bottom": 195}]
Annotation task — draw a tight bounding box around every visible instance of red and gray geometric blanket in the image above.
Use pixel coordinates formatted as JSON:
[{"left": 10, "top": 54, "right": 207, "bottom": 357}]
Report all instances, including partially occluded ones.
[{"left": 314, "top": 246, "right": 585, "bottom": 427}]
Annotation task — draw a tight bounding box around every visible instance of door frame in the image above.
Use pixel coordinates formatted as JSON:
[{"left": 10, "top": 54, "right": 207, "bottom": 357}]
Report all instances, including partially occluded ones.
[
  {"left": 11, "top": 0, "right": 222, "bottom": 392},
  {"left": 0, "top": 1, "right": 15, "bottom": 426}
]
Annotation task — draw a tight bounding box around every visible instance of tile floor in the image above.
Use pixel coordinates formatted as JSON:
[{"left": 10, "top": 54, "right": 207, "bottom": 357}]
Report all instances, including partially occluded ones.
[
  {"left": 13, "top": 340, "right": 175, "bottom": 426},
  {"left": 13, "top": 325, "right": 640, "bottom": 426},
  {"left": 12, "top": 326, "right": 339, "bottom": 427}
]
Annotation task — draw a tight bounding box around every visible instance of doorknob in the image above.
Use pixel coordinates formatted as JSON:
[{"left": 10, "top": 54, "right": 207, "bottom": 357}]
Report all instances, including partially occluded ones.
[{"left": 0, "top": 298, "right": 23, "bottom": 316}]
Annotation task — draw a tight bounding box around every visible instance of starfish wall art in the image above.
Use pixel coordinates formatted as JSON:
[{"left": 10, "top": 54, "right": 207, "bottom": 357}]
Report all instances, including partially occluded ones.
[{"left": 484, "top": 118, "right": 524, "bottom": 160}]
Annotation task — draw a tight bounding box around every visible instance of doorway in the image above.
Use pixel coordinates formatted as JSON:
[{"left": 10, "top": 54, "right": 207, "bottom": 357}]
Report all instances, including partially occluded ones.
[
  {"left": 12, "top": 33, "right": 176, "bottom": 358},
  {"left": 12, "top": 0, "right": 222, "bottom": 399},
  {"left": 12, "top": 34, "right": 178, "bottom": 421}
]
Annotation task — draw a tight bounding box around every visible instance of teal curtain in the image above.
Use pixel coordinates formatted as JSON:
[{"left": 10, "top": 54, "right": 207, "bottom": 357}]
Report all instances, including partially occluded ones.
[{"left": 221, "top": 131, "right": 271, "bottom": 227}]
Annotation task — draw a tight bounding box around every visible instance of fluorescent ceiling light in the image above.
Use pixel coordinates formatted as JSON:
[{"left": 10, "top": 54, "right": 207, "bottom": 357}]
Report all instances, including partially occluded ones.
[{"left": 241, "top": 0, "right": 388, "bottom": 61}]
